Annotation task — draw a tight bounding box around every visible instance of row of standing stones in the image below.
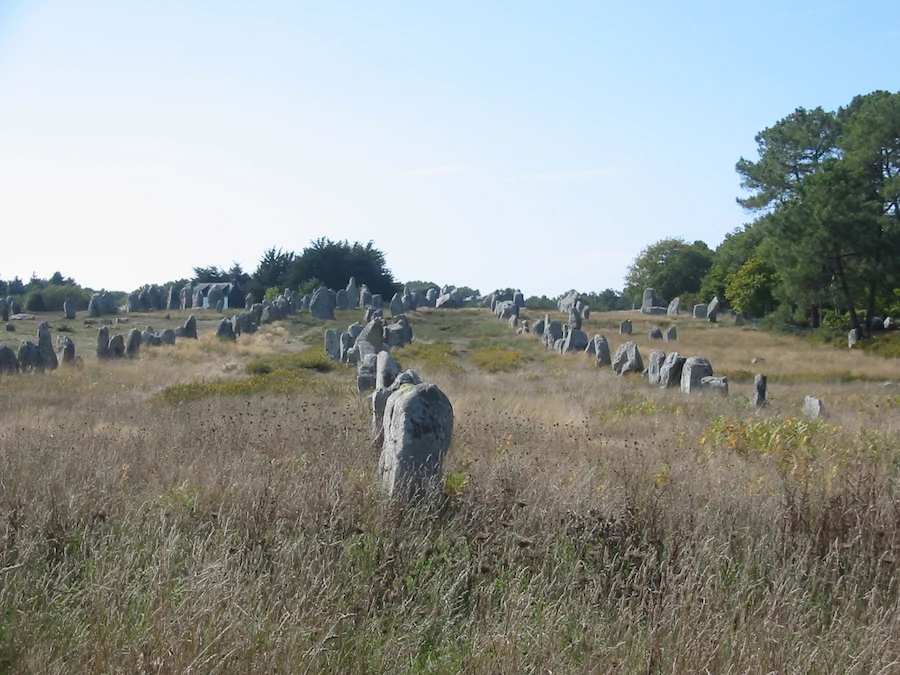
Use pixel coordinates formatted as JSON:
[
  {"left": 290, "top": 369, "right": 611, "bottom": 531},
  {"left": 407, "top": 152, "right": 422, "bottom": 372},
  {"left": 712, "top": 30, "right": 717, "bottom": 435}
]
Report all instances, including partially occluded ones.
[
  {"left": 494, "top": 289, "right": 832, "bottom": 420},
  {"left": 319, "top": 291, "right": 455, "bottom": 501}
]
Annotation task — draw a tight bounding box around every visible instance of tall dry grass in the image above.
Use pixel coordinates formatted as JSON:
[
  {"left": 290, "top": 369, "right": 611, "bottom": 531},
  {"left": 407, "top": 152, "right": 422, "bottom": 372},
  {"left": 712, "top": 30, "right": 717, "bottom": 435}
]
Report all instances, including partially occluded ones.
[{"left": 2, "top": 308, "right": 900, "bottom": 672}]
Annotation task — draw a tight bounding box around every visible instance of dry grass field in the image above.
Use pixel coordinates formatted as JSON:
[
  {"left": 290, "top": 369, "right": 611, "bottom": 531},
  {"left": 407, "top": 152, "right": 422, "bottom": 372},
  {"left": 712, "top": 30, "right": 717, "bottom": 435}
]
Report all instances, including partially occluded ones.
[{"left": 4, "top": 306, "right": 900, "bottom": 673}]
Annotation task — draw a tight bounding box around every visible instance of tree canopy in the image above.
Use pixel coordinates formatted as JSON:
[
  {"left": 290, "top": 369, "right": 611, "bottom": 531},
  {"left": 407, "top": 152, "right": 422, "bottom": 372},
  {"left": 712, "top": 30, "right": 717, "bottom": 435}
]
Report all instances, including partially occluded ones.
[
  {"left": 285, "top": 238, "right": 400, "bottom": 298},
  {"left": 623, "top": 238, "right": 714, "bottom": 305}
]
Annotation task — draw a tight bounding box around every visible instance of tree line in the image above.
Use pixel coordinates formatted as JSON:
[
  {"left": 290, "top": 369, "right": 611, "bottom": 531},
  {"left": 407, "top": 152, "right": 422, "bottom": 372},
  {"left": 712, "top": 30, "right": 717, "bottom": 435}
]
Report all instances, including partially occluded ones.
[{"left": 622, "top": 90, "right": 900, "bottom": 336}]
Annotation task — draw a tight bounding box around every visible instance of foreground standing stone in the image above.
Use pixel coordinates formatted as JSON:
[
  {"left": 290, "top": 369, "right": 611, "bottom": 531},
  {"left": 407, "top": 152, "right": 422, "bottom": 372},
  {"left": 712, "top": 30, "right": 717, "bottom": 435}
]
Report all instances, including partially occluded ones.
[
  {"left": 379, "top": 383, "right": 454, "bottom": 499},
  {"left": 612, "top": 341, "right": 643, "bottom": 375},
  {"left": 0, "top": 345, "right": 19, "bottom": 373},
  {"left": 803, "top": 396, "right": 825, "bottom": 419},
  {"left": 680, "top": 357, "right": 713, "bottom": 394},
  {"left": 751, "top": 374, "right": 767, "bottom": 408},
  {"left": 585, "top": 334, "right": 612, "bottom": 367},
  {"left": 647, "top": 349, "right": 666, "bottom": 386},
  {"left": 37, "top": 321, "right": 58, "bottom": 371},
  {"left": 658, "top": 352, "right": 686, "bottom": 388}
]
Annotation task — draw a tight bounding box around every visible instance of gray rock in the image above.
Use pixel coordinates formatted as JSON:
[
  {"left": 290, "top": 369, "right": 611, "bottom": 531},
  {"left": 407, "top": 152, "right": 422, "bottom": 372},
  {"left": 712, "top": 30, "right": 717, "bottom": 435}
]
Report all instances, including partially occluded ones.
[
  {"left": 385, "top": 324, "right": 407, "bottom": 349},
  {"left": 0, "top": 300, "right": 7, "bottom": 323},
  {"left": 641, "top": 289, "right": 665, "bottom": 314},
  {"left": 389, "top": 293, "right": 404, "bottom": 318},
  {"left": 325, "top": 329, "right": 342, "bottom": 360},
  {"left": 0, "top": 345, "right": 19, "bottom": 373},
  {"left": 231, "top": 312, "right": 255, "bottom": 336},
  {"left": 336, "top": 289, "right": 350, "bottom": 311},
  {"left": 357, "top": 353, "right": 378, "bottom": 393},
  {"left": 58, "top": 336, "right": 76, "bottom": 365},
  {"left": 6, "top": 298, "right": 21, "bottom": 315},
  {"left": 215, "top": 318, "right": 236, "bottom": 341},
  {"left": 261, "top": 305, "right": 277, "bottom": 325},
  {"left": 275, "top": 296, "right": 291, "bottom": 318},
  {"left": 750, "top": 356, "right": 765, "bottom": 364},
  {"left": 700, "top": 376, "right": 728, "bottom": 396},
  {"left": 160, "top": 328, "right": 176, "bottom": 346},
  {"left": 585, "top": 334, "right": 611, "bottom": 367},
  {"left": 680, "top": 357, "right": 713, "bottom": 394},
  {"left": 309, "top": 287, "right": 337, "bottom": 320},
  {"left": 125, "top": 328, "right": 142, "bottom": 358},
  {"left": 619, "top": 319, "right": 632, "bottom": 335},
  {"left": 360, "top": 285, "right": 372, "bottom": 309},
  {"left": 358, "top": 318, "right": 384, "bottom": 352},
  {"left": 126, "top": 292, "right": 141, "bottom": 313},
  {"left": 543, "top": 320, "right": 563, "bottom": 348},
  {"left": 513, "top": 291, "right": 525, "bottom": 308},
  {"left": 180, "top": 284, "right": 194, "bottom": 310},
  {"left": 96, "top": 327, "right": 110, "bottom": 359},
  {"left": 568, "top": 308, "right": 582, "bottom": 331},
  {"left": 707, "top": 296, "right": 721, "bottom": 322},
  {"left": 183, "top": 315, "right": 198, "bottom": 339},
  {"left": 849, "top": 329, "right": 861, "bottom": 348},
  {"left": 750, "top": 374, "right": 767, "bottom": 408},
  {"left": 376, "top": 351, "right": 402, "bottom": 390},
  {"left": 424, "top": 288, "right": 438, "bottom": 307},
  {"left": 803, "top": 396, "right": 825, "bottom": 419},
  {"left": 37, "top": 321, "right": 58, "bottom": 370},
  {"left": 142, "top": 327, "right": 161, "bottom": 347},
  {"left": 63, "top": 300, "right": 76, "bottom": 320},
  {"left": 245, "top": 292, "right": 255, "bottom": 309},
  {"left": 495, "top": 300, "right": 518, "bottom": 320},
  {"left": 557, "top": 290, "right": 580, "bottom": 314},
  {"left": 371, "top": 369, "right": 423, "bottom": 440},
  {"left": 108, "top": 334, "right": 125, "bottom": 359},
  {"left": 5, "top": 322, "right": 14, "bottom": 332},
  {"left": 612, "top": 341, "right": 643, "bottom": 375},
  {"left": 508, "top": 314, "right": 518, "bottom": 330},
  {"left": 648, "top": 326, "right": 663, "bottom": 340},
  {"left": 667, "top": 297, "right": 680, "bottom": 316},
  {"left": 435, "top": 290, "right": 462, "bottom": 309},
  {"left": 533, "top": 318, "right": 545, "bottom": 337},
  {"left": 339, "top": 331, "right": 354, "bottom": 362},
  {"left": 658, "top": 352, "right": 686, "bottom": 388},
  {"left": 165, "top": 285, "right": 179, "bottom": 311},
  {"left": 348, "top": 322, "right": 364, "bottom": 339},
  {"left": 17, "top": 341, "right": 43, "bottom": 373},
  {"left": 378, "top": 382, "right": 454, "bottom": 499},
  {"left": 885, "top": 317, "right": 896, "bottom": 331},
  {"left": 346, "top": 278, "right": 358, "bottom": 308},
  {"left": 370, "top": 294, "right": 383, "bottom": 310},
  {"left": 561, "top": 329, "right": 588, "bottom": 353},
  {"left": 692, "top": 304, "right": 707, "bottom": 320},
  {"left": 554, "top": 338, "right": 566, "bottom": 352},
  {"left": 647, "top": 349, "right": 666, "bottom": 386}
]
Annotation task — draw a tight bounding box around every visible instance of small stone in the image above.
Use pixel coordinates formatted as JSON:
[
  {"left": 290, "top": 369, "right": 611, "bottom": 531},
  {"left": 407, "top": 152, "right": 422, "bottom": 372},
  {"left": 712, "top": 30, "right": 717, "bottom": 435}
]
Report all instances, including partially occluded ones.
[{"left": 802, "top": 396, "right": 825, "bottom": 419}]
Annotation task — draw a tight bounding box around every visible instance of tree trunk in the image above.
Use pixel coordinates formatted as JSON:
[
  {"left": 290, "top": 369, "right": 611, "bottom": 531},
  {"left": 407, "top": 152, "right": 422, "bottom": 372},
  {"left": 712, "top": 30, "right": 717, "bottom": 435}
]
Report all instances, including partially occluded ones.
[
  {"left": 835, "top": 256, "right": 861, "bottom": 333},
  {"left": 865, "top": 278, "right": 878, "bottom": 338}
]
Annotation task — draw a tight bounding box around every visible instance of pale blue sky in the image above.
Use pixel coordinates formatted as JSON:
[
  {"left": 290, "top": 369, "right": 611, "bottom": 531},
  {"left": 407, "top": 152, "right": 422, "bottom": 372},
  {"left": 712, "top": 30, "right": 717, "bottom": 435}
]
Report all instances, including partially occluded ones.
[{"left": 1, "top": 1, "right": 898, "bottom": 296}]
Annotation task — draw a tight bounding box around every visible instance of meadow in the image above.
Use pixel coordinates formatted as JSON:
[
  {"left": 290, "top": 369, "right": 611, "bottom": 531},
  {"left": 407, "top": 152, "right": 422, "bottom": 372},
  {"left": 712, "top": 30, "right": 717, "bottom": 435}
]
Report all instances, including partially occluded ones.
[{"left": 3, "top": 306, "right": 900, "bottom": 673}]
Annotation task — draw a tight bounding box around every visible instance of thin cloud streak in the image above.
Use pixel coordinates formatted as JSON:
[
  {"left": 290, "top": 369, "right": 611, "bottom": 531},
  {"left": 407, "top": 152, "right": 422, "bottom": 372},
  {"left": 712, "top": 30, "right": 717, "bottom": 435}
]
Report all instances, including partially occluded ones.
[
  {"left": 402, "top": 165, "right": 472, "bottom": 177},
  {"left": 510, "top": 167, "right": 628, "bottom": 181}
]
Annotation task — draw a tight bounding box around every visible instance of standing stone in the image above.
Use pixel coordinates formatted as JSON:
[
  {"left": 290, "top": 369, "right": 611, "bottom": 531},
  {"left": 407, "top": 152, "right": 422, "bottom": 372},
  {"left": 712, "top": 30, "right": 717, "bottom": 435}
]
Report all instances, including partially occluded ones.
[
  {"left": 658, "top": 352, "right": 686, "bottom": 388},
  {"left": 215, "top": 318, "right": 236, "bottom": 341},
  {"left": 803, "top": 396, "right": 825, "bottom": 419},
  {"left": 389, "top": 293, "right": 404, "bottom": 318},
  {"left": 166, "top": 285, "right": 179, "bottom": 311},
  {"left": 370, "top": 294, "right": 383, "bottom": 310},
  {"left": 108, "top": 334, "right": 126, "bottom": 359},
  {"left": 667, "top": 297, "right": 680, "bottom": 316},
  {"left": 692, "top": 304, "right": 707, "bottom": 320},
  {"left": 324, "top": 329, "right": 342, "bottom": 360},
  {"left": 585, "top": 334, "right": 612, "bottom": 367},
  {"left": 612, "top": 342, "right": 643, "bottom": 375},
  {"left": 58, "top": 336, "right": 76, "bottom": 365},
  {"left": 359, "top": 285, "right": 372, "bottom": 309},
  {"left": 125, "top": 328, "right": 142, "bottom": 358},
  {"left": 641, "top": 289, "right": 664, "bottom": 314},
  {"left": 17, "top": 341, "right": 43, "bottom": 373},
  {"left": 126, "top": 293, "right": 141, "bottom": 313},
  {"left": 558, "top": 290, "right": 580, "bottom": 314},
  {"left": 648, "top": 326, "right": 663, "bottom": 340},
  {"left": 310, "top": 288, "right": 337, "bottom": 320},
  {"left": 378, "top": 383, "right": 454, "bottom": 499},
  {"left": 376, "top": 351, "right": 402, "bottom": 390},
  {"left": 180, "top": 284, "right": 193, "bottom": 310},
  {"left": 7, "top": 298, "right": 21, "bottom": 315},
  {"left": 750, "top": 374, "right": 767, "bottom": 408},
  {"left": 159, "top": 328, "right": 176, "bottom": 345},
  {"left": 665, "top": 326, "right": 677, "bottom": 341},
  {"left": 348, "top": 322, "right": 364, "bottom": 339},
  {"left": 215, "top": 300, "right": 223, "bottom": 314},
  {"left": 533, "top": 318, "right": 545, "bottom": 337},
  {"left": 647, "top": 349, "right": 666, "bottom": 386},
  {"left": 568, "top": 308, "right": 582, "bottom": 331},
  {"left": 619, "top": 319, "right": 632, "bottom": 335},
  {"left": 0, "top": 300, "right": 8, "bottom": 323},
  {"left": 0, "top": 344, "right": 18, "bottom": 373},
  {"left": 336, "top": 289, "right": 350, "bottom": 311},
  {"left": 63, "top": 300, "right": 76, "bottom": 320},
  {"left": 424, "top": 288, "right": 438, "bottom": 307},
  {"left": 5, "top": 323, "right": 14, "bottom": 332},
  {"left": 244, "top": 292, "right": 254, "bottom": 309},
  {"left": 357, "top": 318, "right": 384, "bottom": 351},
  {"left": 707, "top": 296, "right": 721, "bottom": 323},
  {"left": 508, "top": 314, "right": 518, "bottom": 330},
  {"left": 96, "top": 327, "right": 110, "bottom": 359},
  {"left": 357, "top": 353, "right": 378, "bottom": 393},
  {"left": 543, "top": 320, "right": 563, "bottom": 348},
  {"left": 37, "top": 321, "right": 58, "bottom": 371},
  {"left": 680, "top": 357, "right": 713, "bottom": 394},
  {"left": 192, "top": 286, "right": 204, "bottom": 310},
  {"left": 180, "top": 315, "right": 196, "bottom": 339},
  {"left": 339, "top": 332, "right": 354, "bottom": 362},
  {"left": 346, "top": 278, "right": 358, "bottom": 307},
  {"left": 848, "top": 329, "right": 861, "bottom": 348},
  {"left": 561, "top": 329, "right": 589, "bottom": 353},
  {"left": 513, "top": 291, "right": 525, "bottom": 308},
  {"left": 700, "top": 376, "right": 729, "bottom": 396}
]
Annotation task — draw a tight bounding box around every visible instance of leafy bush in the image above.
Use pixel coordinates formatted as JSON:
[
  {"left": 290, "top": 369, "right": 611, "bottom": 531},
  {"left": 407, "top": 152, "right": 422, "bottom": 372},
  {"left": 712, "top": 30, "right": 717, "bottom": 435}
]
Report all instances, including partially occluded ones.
[
  {"left": 469, "top": 345, "right": 530, "bottom": 372},
  {"left": 246, "top": 346, "right": 337, "bottom": 375},
  {"left": 392, "top": 342, "right": 463, "bottom": 373},
  {"left": 24, "top": 291, "right": 46, "bottom": 312}
]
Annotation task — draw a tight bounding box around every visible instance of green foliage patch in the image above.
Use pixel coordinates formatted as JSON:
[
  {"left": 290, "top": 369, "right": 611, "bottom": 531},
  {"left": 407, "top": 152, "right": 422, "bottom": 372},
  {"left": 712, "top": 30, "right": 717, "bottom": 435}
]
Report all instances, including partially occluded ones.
[
  {"left": 468, "top": 344, "right": 531, "bottom": 372},
  {"left": 392, "top": 342, "right": 463, "bottom": 374},
  {"left": 245, "top": 346, "right": 337, "bottom": 375}
]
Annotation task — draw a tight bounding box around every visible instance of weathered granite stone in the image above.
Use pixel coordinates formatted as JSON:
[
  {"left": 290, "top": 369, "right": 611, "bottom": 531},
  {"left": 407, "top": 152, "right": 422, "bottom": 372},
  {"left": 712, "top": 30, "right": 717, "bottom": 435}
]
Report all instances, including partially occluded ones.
[
  {"left": 558, "top": 290, "right": 580, "bottom": 314},
  {"left": 336, "top": 289, "right": 350, "bottom": 311},
  {"left": 612, "top": 341, "right": 643, "bottom": 375},
  {"left": 183, "top": 315, "right": 198, "bottom": 339},
  {"left": 533, "top": 318, "right": 545, "bottom": 337},
  {"left": 310, "top": 288, "right": 337, "bottom": 320},
  {"left": 647, "top": 349, "right": 666, "bottom": 386},
  {"left": 692, "top": 304, "right": 707, "bottom": 320},
  {"left": 325, "top": 329, "right": 342, "bottom": 360},
  {"left": 37, "top": 321, "right": 58, "bottom": 370},
  {"left": 360, "top": 285, "right": 372, "bottom": 309},
  {"left": 803, "top": 396, "right": 825, "bottom": 419},
  {"left": 17, "top": 341, "right": 43, "bottom": 372},
  {"left": 389, "top": 293, "right": 404, "bottom": 318},
  {"left": 346, "top": 278, "right": 358, "bottom": 307},
  {"left": 424, "top": 288, "right": 438, "bottom": 307},
  {"left": 648, "top": 326, "right": 663, "bottom": 340},
  {"left": 667, "top": 297, "right": 680, "bottom": 316},
  {"left": 125, "top": 328, "right": 142, "bottom": 358},
  {"left": 0, "top": 300, "right": 7, "bottom": 323},
  {"left": 680, "top": 357, "right": 713, "bottom": 394},
  {"left": 508, "top": 314, "right": 518, "bottom": 330},
  {"left": 5, "top": 322, "right": 13, "bottom": 332},
  {"left": 658, "top": 352, "right": 686, "bottom": 388},
  {"left": 750, "top": 374, "right": 767, "bottom": 408},
  {"left": 378, "top": 382, "right": 454, "bottom": 499},
  {"left": 126, "top": 292, "right": 141, "bottom": 313},
  {"left": 0, "top": 344, "right": 19, "bottom": 373},
  {"left": 665, "top": 326, "right": 677, "bottom": 341},
  {"left": 435, "top": 290, "right": 462, "bottom": 309},
  {"left": 585, "top": 334, "right": 611, "bottom": 367},
  {"left": 513, "top": 291, "right": 525, "bottom": 308},
  {"left": 215, "top": 318, "right": 235, "bottom": 341},
  {"left": 371, "top": 369, "right": 423, "bottom": 440},
  {"left": 159, "top": 328, "right": 176, "bottom": 345},
  {"left": 641, "top": 289, "right": 666, "bottom": 314},
  {"left": 180, "top": 284, "right": 194, "bottom": 310},
  {"left": 561, "top": 329, "right": 588, "bottom": 353},
  {"left": 63, "top": 300, "right": 76, "bottom": 320},
  {"left": 348, "top": 322, "right": 363, "bottom": 339},
  {"left": 358, "top": 318, "right": 384, "bottom": 351},
  {"left": 376, "top": 351, "right": 402, "bottom": 390},
  {"left": 619, "top": 319, "right": 632, "bottom": 335},
  {"left": 58, "top": 336, "right": 76, "bottom": 365},
  {"left": 849, "top": 329, "right": 861, "bottom": 348},
  {"left": 568, "top": 308, "right": 582, "bottom": 331},
  {"left": 96, "top": 327, "right": 110, "bottom": 359},
  {"left": 543, "top": 320, "right": 563, "bottom": 348},
  {"left": 707, "top": 296, "right": 721, "bottom": 322},
  {"left": 885, "top": 317, "right": 896, "bottom": 331},
  {"left": 357, "top": 353, "right": 378, "bottom": 393},
  {"left": 700, "top": 376, "right": 728, "bottom": 396}
]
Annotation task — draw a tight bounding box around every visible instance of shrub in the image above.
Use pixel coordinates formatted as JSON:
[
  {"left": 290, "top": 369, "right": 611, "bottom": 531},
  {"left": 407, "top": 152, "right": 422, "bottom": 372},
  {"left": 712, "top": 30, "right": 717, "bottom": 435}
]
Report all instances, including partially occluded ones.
[
  {"left": 469, "top": 345, "right": 530, "bottom": 372},
  {"left": 24, "top": 291, "right": 46, "bottom": 312}
]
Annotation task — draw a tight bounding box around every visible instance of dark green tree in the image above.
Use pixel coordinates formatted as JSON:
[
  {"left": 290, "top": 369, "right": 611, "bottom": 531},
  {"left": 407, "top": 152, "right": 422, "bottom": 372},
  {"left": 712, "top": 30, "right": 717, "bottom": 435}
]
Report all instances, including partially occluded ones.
[
  {"left": 285, "top": 239, "right": 400, "bottom": 298},
  {"left": 192, "top": 265, "right": 229, "bottom": 282},
  {"left": 253, "top": 247, "right": 295, "bottom": 291},
  {"left": 623, "top": 238, "right": 714, "bottom": 305}
]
